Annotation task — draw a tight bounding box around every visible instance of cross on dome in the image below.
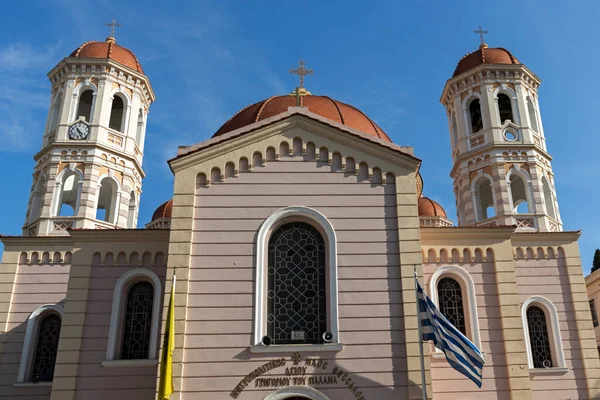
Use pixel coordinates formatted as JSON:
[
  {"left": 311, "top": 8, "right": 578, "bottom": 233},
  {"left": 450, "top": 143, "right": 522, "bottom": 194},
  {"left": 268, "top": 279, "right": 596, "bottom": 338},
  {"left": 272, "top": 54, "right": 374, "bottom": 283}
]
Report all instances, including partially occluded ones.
[
  {"left": 289, "top": 60, "right": 314, "bottom": 89},
  {"left": 474, "top": 25, "right": 488, "bottom": 47},
  {"left": 105, "top": 18, "right": 122, "bottom": 43}
]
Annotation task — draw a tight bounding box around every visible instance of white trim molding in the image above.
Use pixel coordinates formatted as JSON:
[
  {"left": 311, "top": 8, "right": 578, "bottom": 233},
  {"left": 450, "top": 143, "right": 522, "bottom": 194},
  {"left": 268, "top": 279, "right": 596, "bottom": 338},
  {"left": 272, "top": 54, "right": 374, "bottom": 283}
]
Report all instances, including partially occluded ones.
[
  {"left": 263, "top": 386, "right": 332, "bottom": 400},
  {"left": 17, "top": 304, "right": 64, "bottom": 383},
  {"left": 105, "top": 268, "right": 162, "bottom": 361},
  {"left": 521, "top": 295, "right": 566, "bottom": 370},
  {"left": 254, "top": 206, "right": 339, "bottom": 348},
  {"left": 428, "top": 265, "right": 482, "bottom": 350}
]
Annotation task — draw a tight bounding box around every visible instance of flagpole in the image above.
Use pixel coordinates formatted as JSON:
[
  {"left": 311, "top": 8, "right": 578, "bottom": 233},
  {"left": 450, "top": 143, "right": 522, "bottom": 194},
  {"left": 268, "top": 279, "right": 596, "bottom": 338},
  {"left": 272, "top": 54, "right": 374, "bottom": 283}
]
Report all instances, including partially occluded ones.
[{"left": 414, "top": 265, "right": 427, "bottom": 400}]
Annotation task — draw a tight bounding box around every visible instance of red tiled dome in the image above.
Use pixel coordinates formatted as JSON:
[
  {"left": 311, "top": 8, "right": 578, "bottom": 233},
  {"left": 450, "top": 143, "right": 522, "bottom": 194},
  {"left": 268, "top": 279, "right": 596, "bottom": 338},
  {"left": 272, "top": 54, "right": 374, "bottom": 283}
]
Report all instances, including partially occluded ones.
[
  {"left": 213, "top": 95, "right": 391, "bottom": 142},
  {"left": 152, "top": 199, "right": 172, "bottom": 221},
  {"left": 418, "top": 196, "right": 447, "bottom": 218},
  {"left": 453, "top": 45, "right": 520, "bottom": 77},
  {"left": 70, "top": 38, "right": 144, "bottom": 73}
]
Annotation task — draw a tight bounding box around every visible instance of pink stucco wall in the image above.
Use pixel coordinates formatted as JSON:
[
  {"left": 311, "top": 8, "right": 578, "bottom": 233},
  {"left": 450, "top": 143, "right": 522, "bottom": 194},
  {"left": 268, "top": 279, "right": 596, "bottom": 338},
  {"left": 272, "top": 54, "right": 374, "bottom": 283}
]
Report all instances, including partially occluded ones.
[
  {"left": 424, "top": 253, "right": 512, "bottom": 400},
  {"left": 515, "top": 248, "right": 589, "bottom": 400},
  {"left": 0, "top": 254, "right": 71, "bottom": 399},
  {"left": 184, "top": 156, "right": 405, "bottom": 399}
]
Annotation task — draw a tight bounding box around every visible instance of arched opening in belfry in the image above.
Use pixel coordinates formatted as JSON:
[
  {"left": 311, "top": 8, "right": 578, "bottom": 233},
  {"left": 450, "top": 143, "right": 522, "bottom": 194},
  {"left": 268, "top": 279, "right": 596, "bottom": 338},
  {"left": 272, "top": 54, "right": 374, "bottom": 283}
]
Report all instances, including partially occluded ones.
[
  {"left": 497, "top": 93, "right": 514, "bottom": 124},
  {"left": 509, "top": 173, "right": 529, "bottom": 214},
  {"left": 76, "top": 90, "right": 94, "bottom": 122},
  {"left": 29, "top": 175, "right": 46, "bottom": 223},
  {"left": 468, "top": 98, "right": 483, "bottom": 134},
  {"left": 109, "top": 95, "right": 125, "bottom": 132},
  {"left": 96, "top": 177, "right": 118, "bottom": 223},
  {"left": 474, "top": 177, "right": 495, "bottom": 220},
  {"left": 48, "top": 92, "right": 62, "bottom": 132},
  {"left": 451, "top": 112, "right": 458, "bottom": 147},
  {"left": 56, "top": 170, "right": 82, "bottom": 217},
  {"left": 135, "top": 109, "right": 144, "bottom": 144},
  {"left": 127, "top": 190, "right": 136, "bottom": 228}
]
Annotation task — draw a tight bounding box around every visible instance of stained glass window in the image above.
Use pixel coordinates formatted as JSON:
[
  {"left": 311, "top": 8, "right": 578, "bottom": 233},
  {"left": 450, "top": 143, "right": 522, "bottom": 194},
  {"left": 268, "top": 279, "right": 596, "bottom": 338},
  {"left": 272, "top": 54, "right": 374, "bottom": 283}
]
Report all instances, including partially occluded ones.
[
  {"left": 31, "top": 314, "right": 61, "bottom": 382},
  {"left": 122, "top": 281, "right": 154, "bottom": 359},
  {"left": 437, "top": 277, "right": 466, "bottom": 335},
  {"left": 267, "top": 222, "right": 326, "bottom": 344},
  {"left": 527, "top": 306, "right": 553, "bottom": 368}
]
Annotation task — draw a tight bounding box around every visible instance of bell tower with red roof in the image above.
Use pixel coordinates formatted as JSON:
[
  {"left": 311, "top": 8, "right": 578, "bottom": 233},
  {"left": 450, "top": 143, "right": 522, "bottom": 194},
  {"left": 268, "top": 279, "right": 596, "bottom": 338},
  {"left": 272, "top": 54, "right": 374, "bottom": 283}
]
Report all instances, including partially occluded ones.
[{"left": 23, "top": 24, "right": 155, "bottom": 236}]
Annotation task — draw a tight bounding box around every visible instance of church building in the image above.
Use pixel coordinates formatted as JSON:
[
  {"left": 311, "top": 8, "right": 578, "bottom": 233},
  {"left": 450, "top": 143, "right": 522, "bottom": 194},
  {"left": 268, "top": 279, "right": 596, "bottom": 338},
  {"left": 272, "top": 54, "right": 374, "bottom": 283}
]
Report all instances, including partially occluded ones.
[{"left": 0, "top": 26, "right": 599, "bottom": 400}]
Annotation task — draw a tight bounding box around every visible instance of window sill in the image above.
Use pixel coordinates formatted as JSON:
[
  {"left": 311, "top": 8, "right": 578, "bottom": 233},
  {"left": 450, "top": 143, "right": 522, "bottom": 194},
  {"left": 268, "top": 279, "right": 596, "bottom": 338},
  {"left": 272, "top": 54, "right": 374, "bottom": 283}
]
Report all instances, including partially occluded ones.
[
  {"left": 102, "top": 359, "right": 158, "bottom": 367},
  {"left": 529, "top": 367, "right": 569, "bottom": 375},
  {"left": 14, "top": 382, "right": 53, "bottom": 387},
  {"left": 250, "top": 343, "right": 343, "bottom": 354}
]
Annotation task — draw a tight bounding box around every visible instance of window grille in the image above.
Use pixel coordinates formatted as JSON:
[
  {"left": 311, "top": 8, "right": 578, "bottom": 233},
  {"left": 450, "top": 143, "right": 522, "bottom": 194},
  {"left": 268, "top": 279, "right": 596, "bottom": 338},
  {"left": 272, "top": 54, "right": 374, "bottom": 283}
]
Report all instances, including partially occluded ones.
[
  {"left": 31, "top": 314, "right": 61, "bottom": 382},
  {"left": 122, "top": 281, "right": 154, "bottom": 359},
  {"left": 267, "top": 222, "right": 326, "bottom": 344},
  {"left": 437, "top": 277, "right": 466, "bottom": 335},
  {"left": 526, "top": 306, "right": 553, "bottom": 368}
]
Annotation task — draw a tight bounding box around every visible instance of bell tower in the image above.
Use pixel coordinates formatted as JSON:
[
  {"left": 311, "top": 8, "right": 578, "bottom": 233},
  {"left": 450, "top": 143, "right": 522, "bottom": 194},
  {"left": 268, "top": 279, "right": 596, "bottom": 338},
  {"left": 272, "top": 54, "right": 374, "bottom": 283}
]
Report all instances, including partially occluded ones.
[
  {"left": 441, "top": 32, "right": 562, "bottom": 232},
  {"left": 23, "top": 26, "right": 155, "bottom": 236}
]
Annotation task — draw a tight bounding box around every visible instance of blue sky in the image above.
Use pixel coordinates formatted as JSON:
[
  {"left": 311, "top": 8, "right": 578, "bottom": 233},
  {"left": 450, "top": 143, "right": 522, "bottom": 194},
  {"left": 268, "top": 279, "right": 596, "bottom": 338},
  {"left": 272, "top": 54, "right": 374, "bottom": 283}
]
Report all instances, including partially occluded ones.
[{"left": 1, "top": 0, "right": 599, "bottom": 273}]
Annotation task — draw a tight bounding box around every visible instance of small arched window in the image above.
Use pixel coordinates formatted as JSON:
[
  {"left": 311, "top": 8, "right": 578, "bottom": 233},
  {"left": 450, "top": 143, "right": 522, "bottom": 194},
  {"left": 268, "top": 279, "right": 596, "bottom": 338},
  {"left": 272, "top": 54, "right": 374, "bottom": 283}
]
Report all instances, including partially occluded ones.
[
  {"left": 17, "top": 304, "right": 63, "bottom": 383},
  {"left": 497, "top": 93, "right": 513, "bottom": 124},
  {"left": 267, "top": 222, "right": 326, "bottom": 344},
  {"left": 122, "top": 281, "right": 154, "bottom": 359},
  {"left": 526, "top": 306, "right": 553, "bottom": 368},
  {"left": 469, "top": 99, "right": 483, "bottom": 134},
  {"left": 509, "top": 172, "right": 530, "bottom": 214},
  {"left": 31, "top": 314, "right": 61, "bottom": 382},
  {"left": 106, "top": 269, "right": 162, "bottom": 362},
  {"left": 473, "top": 176, "right": 495, "bottom": 221},
  {"left": 437, "top": 277, "right": 466, "bottom": 335},
  {"left": 542, "top": 177, "right": 556, "bottom": 220},
  {"left": 109, "top": 95, "right": 125, "bottom": 132},
  {"left": 527, "top": 96, "right": 539, "bottom": 132},
  {"left": 96, "top": 177, "right": 118, "bottom": 223},
  {"left": 55, "top": 169, "right": 82, "bottom": 217},
  {"left": 76, "top": 90, "right": 94, "bottom": 122}
]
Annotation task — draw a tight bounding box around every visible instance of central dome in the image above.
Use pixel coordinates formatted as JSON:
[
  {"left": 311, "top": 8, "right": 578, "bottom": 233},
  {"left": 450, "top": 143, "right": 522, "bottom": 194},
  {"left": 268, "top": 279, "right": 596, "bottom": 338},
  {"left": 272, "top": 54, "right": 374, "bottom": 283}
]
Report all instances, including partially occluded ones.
[{"left": 213, "top": 95, "right": 391, "bottom": 142}]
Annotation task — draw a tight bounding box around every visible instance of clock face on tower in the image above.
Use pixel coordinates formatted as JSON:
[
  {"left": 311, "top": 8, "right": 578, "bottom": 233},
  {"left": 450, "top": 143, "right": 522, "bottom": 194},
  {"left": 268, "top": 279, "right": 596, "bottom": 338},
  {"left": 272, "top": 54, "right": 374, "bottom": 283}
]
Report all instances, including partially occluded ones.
[{"left": 68, "top": 122, "right": 90, "bottom": 140}]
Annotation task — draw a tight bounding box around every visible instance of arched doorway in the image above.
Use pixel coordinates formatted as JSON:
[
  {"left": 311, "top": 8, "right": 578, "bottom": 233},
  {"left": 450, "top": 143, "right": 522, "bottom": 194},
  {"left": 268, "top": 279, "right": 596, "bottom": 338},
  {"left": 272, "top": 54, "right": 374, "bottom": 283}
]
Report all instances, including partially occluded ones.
[{"left": 263, "top": 386, "right": 331, "bottom": 400}]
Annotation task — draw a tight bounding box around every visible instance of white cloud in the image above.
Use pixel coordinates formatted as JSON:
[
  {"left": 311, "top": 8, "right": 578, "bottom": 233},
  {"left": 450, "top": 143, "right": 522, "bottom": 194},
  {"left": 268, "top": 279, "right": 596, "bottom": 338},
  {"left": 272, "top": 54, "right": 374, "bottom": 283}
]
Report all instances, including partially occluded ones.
[{"left": 0, "top": 42, "right": 59, "bottom": 71}]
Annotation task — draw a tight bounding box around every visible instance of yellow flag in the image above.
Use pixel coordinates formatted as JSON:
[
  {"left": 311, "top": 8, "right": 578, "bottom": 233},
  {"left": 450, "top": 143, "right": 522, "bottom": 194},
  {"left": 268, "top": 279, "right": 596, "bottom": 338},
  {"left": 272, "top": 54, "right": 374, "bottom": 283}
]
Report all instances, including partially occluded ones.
[{"left": 158, "top": 272, "right": 176, "bottom": 399}]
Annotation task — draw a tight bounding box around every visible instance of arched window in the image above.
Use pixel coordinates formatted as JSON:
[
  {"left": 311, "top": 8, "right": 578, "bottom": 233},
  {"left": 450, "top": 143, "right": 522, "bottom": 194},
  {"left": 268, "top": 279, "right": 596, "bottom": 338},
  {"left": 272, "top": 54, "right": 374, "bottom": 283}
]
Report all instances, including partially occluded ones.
[
  {"left": 429, "top": 265, "right": 481, "bottom": 349},
  {"left": 267, "top": 222, "right": 326, "bottom": 345},
  {"left": 254, "top": 206, "right": 339, "bottom": 351},
  {"left": 542, "top": 176, "right": 557, "bottom": 219},
  {"left": 17, "top": 304, "right": 63, "bottom": 383},
  {"left": 469, "top": 99, "right": 483, "bottom": 134},
  {"left": 106, "top": 269, "right": 162, "bottom": 362},
  {"left": 55, "top": 169, "right": 83, "bottom": 217},
  {"left": 96, "top": 177, "right": 118, "bottom": 223},
  {"left": 127, "top": 190, "right": 136, "bottom": 228},
  {"left": 527, "top": 96, "right": 539, "bottom": 132},
  {"left": 109, "top": 95, "right": 125, "bottom": 132},
  {"left": 122, "top": 282, "right": 154, "bottom": 359},
  {"left": 497, "top": 93, "right": 513, "bottom": 124},
  {"left": 473, "top": 176, "right": 495, "bottom": 221},
  {"left": 76, "top": 90, "right": 94, "bottom": 122},
  {"left": 135, "top": 109, "right": 144, "bottom": 144},
  {"left": 29, "top": 175, "right": 46, "bottom": 223},
  {"left": 437, "top": 277, "right": 466, "bottom": 335},
  {"left": 509, "top": 172, "right": 530, "bottom": 214},
  {"left": 522, "top": 296, "right": 566, "bottom": 370}
]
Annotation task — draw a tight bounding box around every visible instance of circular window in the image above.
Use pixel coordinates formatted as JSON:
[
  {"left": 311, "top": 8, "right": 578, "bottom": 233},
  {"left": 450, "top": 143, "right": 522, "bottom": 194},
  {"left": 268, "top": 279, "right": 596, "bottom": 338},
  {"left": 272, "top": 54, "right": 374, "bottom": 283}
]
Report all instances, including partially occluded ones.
[{"left": 504, "top": 130, "right": 518, "bottom": 141}]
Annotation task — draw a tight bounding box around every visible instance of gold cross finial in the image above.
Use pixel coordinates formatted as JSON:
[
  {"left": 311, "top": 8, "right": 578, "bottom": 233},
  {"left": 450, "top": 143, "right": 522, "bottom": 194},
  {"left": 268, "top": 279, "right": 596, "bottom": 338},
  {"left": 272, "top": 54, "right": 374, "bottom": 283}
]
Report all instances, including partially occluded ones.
[
  {"left": 474, "top": 25, "right": 488, "bottom": 47},
  {"left": 289, "top": 60, "right": 314, "bottom": 89},
  {"left": 105, "top": 18, "right": 122, "bottom": 42}
]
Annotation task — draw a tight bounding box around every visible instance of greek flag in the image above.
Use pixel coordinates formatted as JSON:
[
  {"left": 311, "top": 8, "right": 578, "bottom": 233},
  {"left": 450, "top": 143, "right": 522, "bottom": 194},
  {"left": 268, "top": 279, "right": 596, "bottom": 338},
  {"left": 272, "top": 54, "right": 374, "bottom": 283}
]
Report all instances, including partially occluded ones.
[{"left": 416, "top": 280, "right": 485, "bottom": 388}]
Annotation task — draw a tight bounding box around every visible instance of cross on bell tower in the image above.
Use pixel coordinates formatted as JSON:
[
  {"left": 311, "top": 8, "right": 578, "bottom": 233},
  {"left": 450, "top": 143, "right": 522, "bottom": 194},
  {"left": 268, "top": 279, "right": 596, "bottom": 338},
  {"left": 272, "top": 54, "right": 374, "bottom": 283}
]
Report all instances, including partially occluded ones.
[
  {"left": 105, "top": 18, "right": 122, "bottom": 43},
  {"left": 473, "top": 25, "right": 488, "bottom": 47}
]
